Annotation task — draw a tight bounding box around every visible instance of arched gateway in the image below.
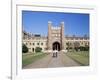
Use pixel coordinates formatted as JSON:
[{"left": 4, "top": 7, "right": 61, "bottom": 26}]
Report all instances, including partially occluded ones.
[
  {"left": 47, "top": 21, "right": 65, "bottom": 51},
  {"left": 52, "top": 42, "right": 60, "bottom": 51}
]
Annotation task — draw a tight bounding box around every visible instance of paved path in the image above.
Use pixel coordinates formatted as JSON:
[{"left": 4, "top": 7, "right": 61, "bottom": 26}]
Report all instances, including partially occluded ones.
[{"left": 23, "top": 52, "right": 81, "bottom": 69}]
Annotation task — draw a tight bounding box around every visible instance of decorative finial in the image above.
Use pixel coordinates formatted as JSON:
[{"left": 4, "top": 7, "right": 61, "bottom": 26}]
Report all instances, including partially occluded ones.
[
  {"left": 48, "top": 21, "right": 52, "bottom": 24},
  {"left": 61, "top": 21, "right": 64, "bottom": 24}
]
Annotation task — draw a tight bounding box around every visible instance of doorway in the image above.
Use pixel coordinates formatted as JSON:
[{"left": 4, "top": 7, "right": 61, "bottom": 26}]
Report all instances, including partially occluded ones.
[{"left": 52, "top": 42, "right": 60, "bottom": 51}]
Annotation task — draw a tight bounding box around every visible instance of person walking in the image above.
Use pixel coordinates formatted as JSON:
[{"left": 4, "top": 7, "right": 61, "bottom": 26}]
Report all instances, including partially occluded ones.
[
  {"left": 53, "top": 49, "right": 55, "bottom": 57},
  {"left": 55, "top": 50, "right": 58, "bottom": 57}
]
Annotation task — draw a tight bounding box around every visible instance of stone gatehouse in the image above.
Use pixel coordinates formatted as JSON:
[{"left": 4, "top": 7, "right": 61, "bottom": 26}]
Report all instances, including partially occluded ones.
[{"left": 22, "top": 21, "right": 89, "bottom": 53}]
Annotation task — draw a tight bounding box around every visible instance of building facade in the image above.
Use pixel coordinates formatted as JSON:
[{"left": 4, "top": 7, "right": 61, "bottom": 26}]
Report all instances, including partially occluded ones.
[{"left": 22, "top": 21, "right": 89, "bottom": 53}]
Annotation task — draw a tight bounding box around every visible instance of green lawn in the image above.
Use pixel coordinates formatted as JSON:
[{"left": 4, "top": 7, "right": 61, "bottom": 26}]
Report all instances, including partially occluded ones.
[
  {"left": 66, "top": 51, "right": 89, "bottom": 66},
  {"left": 22, "top": 52, "right": 47, "bottom": 68}
]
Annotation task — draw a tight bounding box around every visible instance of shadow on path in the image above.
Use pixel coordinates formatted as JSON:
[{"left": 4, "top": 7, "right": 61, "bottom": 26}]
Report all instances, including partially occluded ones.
[{"left": 23, "top": 52, "right": 81, "bottom": 69}]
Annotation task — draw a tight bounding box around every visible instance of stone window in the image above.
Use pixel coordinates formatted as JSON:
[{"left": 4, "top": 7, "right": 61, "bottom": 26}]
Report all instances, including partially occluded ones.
[
  {"left": 66, "top": 43, "right": 68, "bottom": 45},
  {"left": 88, "top": 42, "right": 89, "bottom": 45},
  {"left": 66, "top": 47, "right": 68, "bottom": 50},
  {"left": 85, "top": 42, "right": 88, "bottom": 45},
  {"left": 37, "top": 43, "right": 39, "bottom": 45},
  {"left": 81, "top": 42, "right": 83, "bottom": 45},
  {"left": 33, "top": 43, "right": 35, "bottom": 45},
  {"left": 41, "top": 43, "right": 43, "bottom": 45}
]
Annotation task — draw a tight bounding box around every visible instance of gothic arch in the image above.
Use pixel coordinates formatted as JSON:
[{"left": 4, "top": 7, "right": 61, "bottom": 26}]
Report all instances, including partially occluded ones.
[{"left": 52, "top": 42, "right": 61, "bottom": 51}]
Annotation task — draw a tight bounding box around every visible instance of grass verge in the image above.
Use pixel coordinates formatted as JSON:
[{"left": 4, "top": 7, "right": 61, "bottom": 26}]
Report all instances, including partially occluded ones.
[
  {"left": 22, "top": 52, "right": 47, "bottom": 68},
  {"left": 66, "top": 51, "right": 89, "bottom": 66}
]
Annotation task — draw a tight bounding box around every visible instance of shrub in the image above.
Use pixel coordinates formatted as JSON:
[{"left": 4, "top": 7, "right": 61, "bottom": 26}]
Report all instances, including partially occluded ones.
[
  {"left": 22, "top": 44, "right": 28, "bottom": 53},
  {"left": 74, "top": 47, "right": 79, "bottom": 51},
  {"left": 79, "top": 46, "right": 84, "bottom": 51},
  {"left": 79, "top": 46, "right": 89, "bottom": 51},
  {"left": 35, "top": 47, "right": 42, "bottom": 52},
  {"left": 84, "top": 46, "right": 89, "bottom": 51}
]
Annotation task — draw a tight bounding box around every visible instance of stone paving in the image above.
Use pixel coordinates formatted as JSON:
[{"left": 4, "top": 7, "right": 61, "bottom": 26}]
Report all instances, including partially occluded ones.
[{"left": 23, "top": 52, "right": 81, "bottom": 69}]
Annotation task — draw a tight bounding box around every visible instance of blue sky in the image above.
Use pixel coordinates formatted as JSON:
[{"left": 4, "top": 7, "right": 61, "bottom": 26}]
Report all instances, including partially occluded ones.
[{"left": 22, "top": 11, "right": 89, "bottom": 37}]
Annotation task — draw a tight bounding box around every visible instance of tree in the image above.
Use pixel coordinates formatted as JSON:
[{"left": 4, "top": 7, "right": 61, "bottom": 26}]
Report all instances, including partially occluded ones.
[
  {"left": 84, "top": 45, "right": 89, "bottom": 51},
  {"left": 79, "top": 46, "right": 85, "bottom": 51},
  {"left": 66, "top": 42, "right": 74, "bottom": 51},
  {"left": 22, "top": 44, "right": 28, "bottom": 53},
  {"left": 66, "top": 42, "right": 70, "bottom": 51},
  {"left": 35, "top": 47, "right": 42, "bottom": 52},
  {"left": 79, "top": 46, "right": 89, "bottom": 51},
  {"left": 74, "top": 42, "right": 80, "bottom": 51}
]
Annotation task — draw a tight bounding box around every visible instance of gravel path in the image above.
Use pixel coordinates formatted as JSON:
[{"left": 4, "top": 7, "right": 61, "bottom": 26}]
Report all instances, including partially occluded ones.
[{"left": 23, "top": 52, "right": 80, "bottom": 69}]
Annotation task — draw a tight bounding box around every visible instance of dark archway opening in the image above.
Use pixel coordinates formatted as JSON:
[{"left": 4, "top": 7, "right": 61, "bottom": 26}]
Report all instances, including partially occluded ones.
[
  {"left": 32, "top": 48, "right": 34, "bottom": 52},
  {"left": 52, "top": 42, "right": 60, "bottom": 51}
]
